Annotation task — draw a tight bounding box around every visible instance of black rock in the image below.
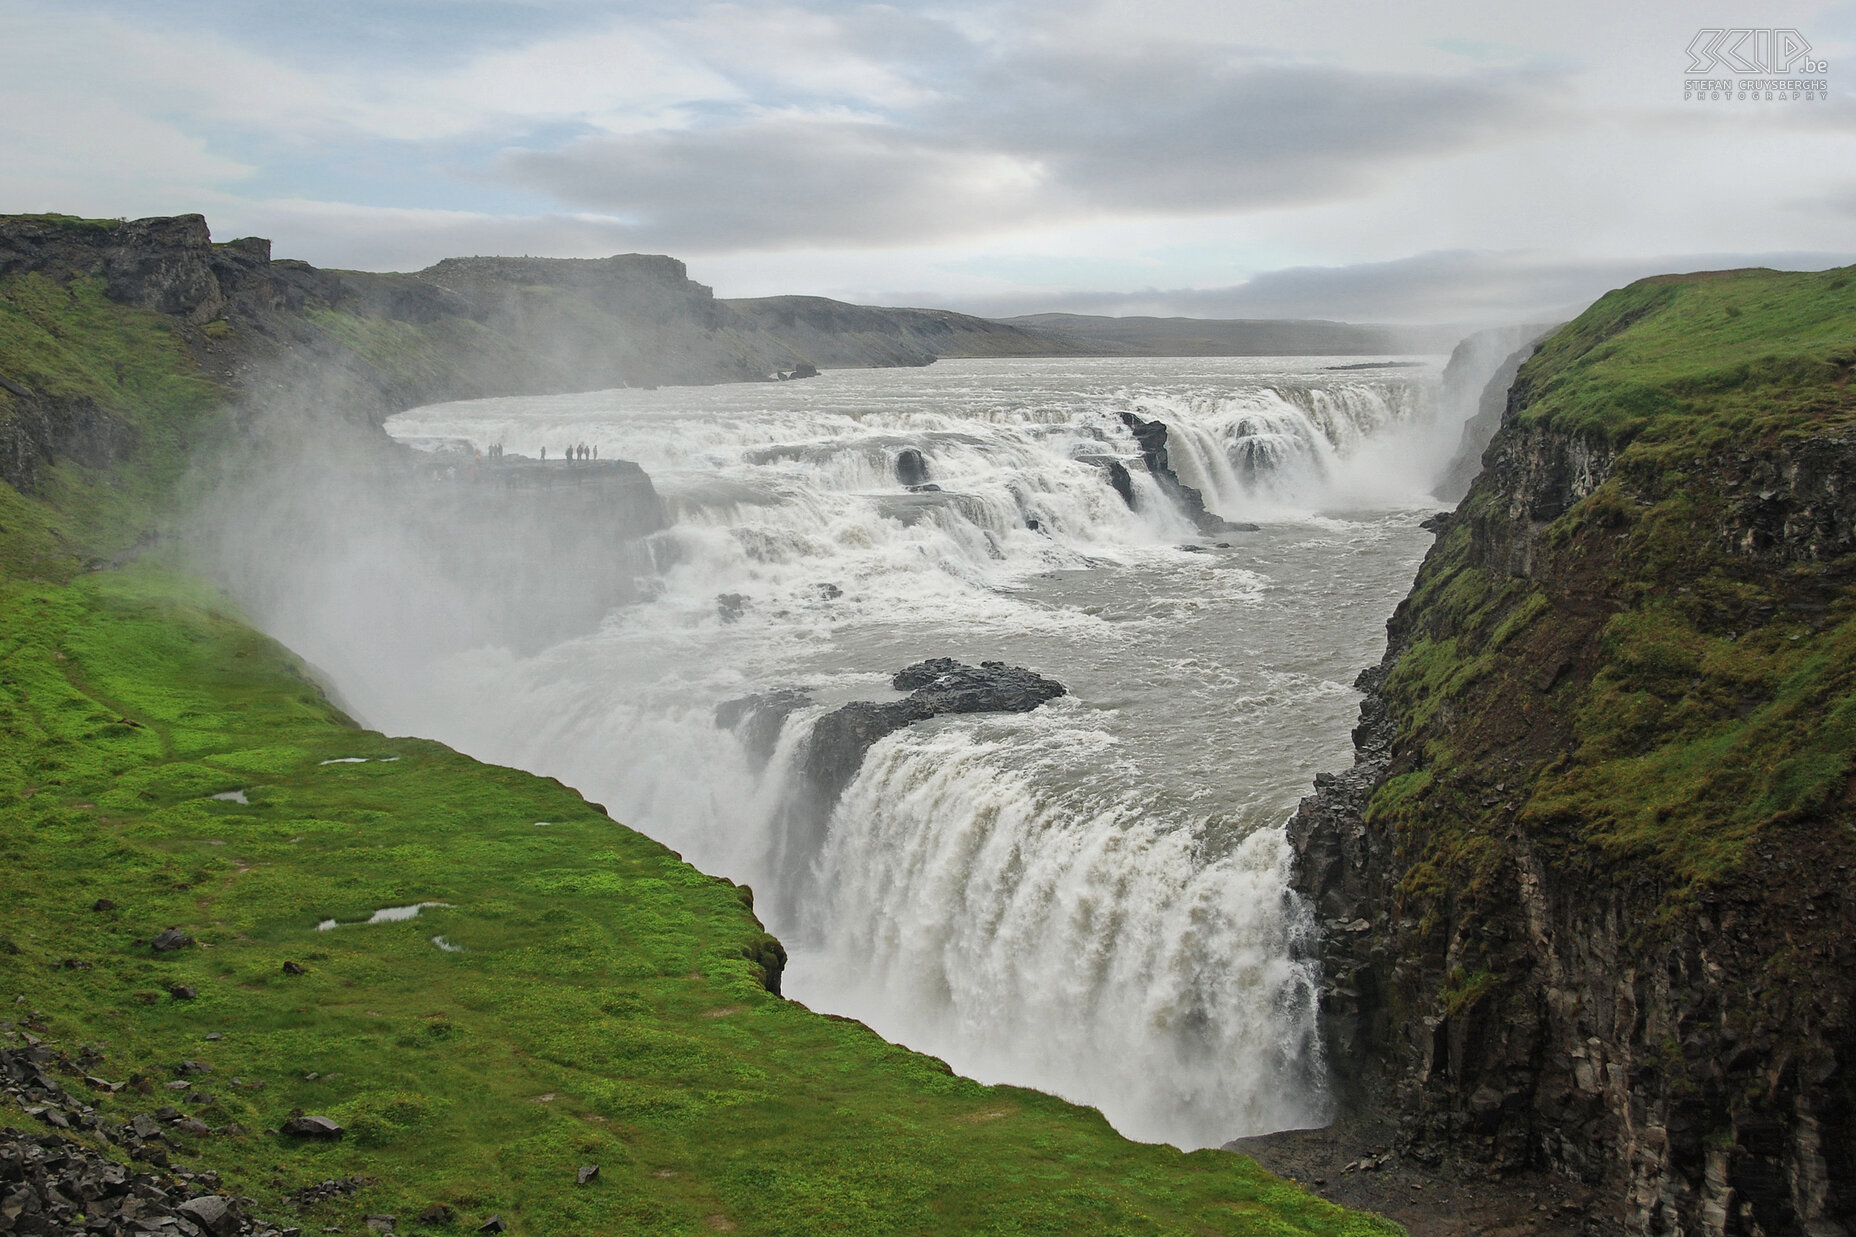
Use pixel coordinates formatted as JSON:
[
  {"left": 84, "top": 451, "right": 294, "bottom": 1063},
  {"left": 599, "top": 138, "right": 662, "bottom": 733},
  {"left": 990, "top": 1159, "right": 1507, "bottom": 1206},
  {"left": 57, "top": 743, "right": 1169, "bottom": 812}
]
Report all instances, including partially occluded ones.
[
  {"left": 151, "top": 929, "right": 194, "bottom": 953},
  {"left": 281, "top": 961, "right": 307, "bottom": 975},
  {"left": 177, "top": 1194, "right": 235, "bottom": 1236},
  {"left": 478, "top": 1216, "right": 507, "bottom": 1233},
  {"left": 895, "top": 447, "right": 930, "bottom": 487},
  {"left": 798, "top": 660, "right": 1065, "bottom": 809},
  {"left": 1117, "top": 411, "right": 1237, "bottom": 534},
  {"left": 280, "top": 1115, "right": 343, "bottom": 1140},
  {"left": 169, "top": 985, "right": 198, "bottom": 1001},
  {"left": 577, "top": 1164, "right": 599, "bottom": 1184}
]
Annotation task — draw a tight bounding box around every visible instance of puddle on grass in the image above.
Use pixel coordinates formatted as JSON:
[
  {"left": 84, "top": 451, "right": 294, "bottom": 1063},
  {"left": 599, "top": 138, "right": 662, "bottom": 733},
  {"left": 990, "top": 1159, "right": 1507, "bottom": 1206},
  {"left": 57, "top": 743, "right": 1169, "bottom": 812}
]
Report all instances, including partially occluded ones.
[
  {"left": 211, "top": 790, "right": 249, "bottom": 804},
  {"left": 316, "top": 902, "right": 454, "bottom": 931}
]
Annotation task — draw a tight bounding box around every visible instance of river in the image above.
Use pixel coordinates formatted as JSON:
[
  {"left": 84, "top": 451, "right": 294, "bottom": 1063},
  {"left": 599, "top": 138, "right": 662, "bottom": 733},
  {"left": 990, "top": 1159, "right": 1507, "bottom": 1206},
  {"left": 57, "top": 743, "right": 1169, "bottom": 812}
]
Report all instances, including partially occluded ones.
[{"left": 250, "top": 356, "right": 1456, "bottom": 1148}]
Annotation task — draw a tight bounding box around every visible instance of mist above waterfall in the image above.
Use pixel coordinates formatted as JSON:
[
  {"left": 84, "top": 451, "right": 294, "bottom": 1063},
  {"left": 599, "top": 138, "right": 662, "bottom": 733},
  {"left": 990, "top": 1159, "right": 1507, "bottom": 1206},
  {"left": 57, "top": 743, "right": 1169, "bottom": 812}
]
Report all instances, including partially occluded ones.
[{"left": 198, "top": 353, "right": 1492, "bottom": 1148}]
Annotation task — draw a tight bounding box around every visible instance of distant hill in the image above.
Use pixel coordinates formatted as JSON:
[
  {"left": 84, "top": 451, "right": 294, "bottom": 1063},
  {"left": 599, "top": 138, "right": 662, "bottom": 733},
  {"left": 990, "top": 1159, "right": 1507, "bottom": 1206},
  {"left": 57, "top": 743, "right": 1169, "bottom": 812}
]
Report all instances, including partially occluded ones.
[{"left": 997, "top": 312, "right": 1464, "bottom": 356}]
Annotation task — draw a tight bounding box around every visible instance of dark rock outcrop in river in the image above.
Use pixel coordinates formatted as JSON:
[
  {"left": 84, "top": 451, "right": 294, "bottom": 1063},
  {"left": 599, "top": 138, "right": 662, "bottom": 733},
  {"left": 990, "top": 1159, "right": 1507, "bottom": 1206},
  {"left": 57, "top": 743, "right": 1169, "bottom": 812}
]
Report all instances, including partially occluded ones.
[
  {"left": 758, "top": 659, "right": 1065, "bottom": 921},
  {"left": 1119, "top": 411, "right": 1237, "bottom": 534},
  {"left": 800, "top": 659, "right": 1067, "bottom": 805}
]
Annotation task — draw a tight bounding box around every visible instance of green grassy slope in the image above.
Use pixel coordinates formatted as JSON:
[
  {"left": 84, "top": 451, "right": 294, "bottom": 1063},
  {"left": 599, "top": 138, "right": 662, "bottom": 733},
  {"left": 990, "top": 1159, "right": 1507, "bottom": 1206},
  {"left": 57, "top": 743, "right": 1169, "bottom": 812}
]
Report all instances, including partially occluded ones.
[
  {"left": 1371, "top": 263, "right": 1856, "bottom": 920},
  {"left": 0, "top": 249, "right": 1401, "bottom": 1235}
]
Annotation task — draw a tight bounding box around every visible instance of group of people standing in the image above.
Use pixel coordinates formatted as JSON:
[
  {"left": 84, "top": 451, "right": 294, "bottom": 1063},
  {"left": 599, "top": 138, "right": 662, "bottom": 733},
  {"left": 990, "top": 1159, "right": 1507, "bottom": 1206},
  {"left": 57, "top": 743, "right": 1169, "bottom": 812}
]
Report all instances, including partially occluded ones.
[{"left": 540, "top": 443, "right": 597, "bottom": 461}]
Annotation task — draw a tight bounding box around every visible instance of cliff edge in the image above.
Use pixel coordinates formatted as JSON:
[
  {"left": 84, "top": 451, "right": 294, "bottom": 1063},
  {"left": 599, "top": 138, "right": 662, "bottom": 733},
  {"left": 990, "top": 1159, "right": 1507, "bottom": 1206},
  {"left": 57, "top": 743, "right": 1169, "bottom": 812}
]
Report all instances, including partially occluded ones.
[{"left": 1292, "top": 266, "right": 1856, "bottom": 1234}]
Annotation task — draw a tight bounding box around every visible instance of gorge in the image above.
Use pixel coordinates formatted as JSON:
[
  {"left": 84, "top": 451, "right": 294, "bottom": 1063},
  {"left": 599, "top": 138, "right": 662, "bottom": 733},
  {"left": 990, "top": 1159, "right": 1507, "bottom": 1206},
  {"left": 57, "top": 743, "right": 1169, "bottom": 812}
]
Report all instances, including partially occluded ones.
[{"left": 2, "top": 213, "right": 1853, "bottom": 1236}]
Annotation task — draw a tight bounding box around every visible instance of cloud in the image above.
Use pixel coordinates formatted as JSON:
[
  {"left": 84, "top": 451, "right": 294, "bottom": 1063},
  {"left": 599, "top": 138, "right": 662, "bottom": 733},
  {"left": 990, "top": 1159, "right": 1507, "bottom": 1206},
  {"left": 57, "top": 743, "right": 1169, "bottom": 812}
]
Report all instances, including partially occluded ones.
[
  {"left": 500, "top": 116, "right": 1042, "bottom": 249},
  {"left": 498, "top": 51, "right": 1558, "bottom": 251}
]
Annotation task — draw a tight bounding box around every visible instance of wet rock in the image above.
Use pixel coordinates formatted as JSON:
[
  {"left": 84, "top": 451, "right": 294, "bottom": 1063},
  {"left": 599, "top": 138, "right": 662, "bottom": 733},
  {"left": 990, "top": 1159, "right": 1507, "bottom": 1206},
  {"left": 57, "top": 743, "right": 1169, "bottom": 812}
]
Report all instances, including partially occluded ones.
[
  {"left": 1077, "top": 455, "right": 1134, "bottom": 507},
  {"left": 715, "top": 687, "right": 813, "bottom": 771},
  {"left": 151, "top": 929, "right": 195, "bottom": 953},
  {"left": 280, "top": 1115, "right": 344, "bottom": 1141},
  {"left": 1117, "top": 411, "right": 1237, "bottom": 534},
  {"left": 894, "top": 447, "right": 930, "bottom": 487},
  {"left": 796, "top": 659, "right": 1066, "bottom": 808},
  {"left": 716, "top": 592, "right": 747, "bottom": 623}
]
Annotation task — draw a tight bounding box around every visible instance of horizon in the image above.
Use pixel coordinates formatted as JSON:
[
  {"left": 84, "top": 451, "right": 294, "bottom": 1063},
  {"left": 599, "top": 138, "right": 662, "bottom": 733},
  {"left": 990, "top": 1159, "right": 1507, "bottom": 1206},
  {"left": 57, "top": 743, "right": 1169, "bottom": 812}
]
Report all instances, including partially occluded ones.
[{"left": 6, "top": 1, "right": 1853, "bottom": 326}]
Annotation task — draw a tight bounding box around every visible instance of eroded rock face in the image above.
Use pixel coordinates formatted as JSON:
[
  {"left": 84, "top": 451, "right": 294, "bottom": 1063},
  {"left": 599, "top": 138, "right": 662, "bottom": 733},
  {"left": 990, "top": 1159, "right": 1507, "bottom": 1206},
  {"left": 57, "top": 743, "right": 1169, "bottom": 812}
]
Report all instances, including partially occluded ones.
[{"left": 1290, "top": 408, "right": 1856, "bottom": 1234}]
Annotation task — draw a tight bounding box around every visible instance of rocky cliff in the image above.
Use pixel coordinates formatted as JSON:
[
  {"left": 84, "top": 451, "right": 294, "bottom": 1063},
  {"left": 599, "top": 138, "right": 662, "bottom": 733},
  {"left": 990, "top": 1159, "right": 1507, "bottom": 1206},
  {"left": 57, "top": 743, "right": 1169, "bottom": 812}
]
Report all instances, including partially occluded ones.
[
  {"left": 1291, "top": 268, "right": 1856, "bottom": 1235},
  {"left": 0, "top": 213, "right": 1071, "bottom": 454}
]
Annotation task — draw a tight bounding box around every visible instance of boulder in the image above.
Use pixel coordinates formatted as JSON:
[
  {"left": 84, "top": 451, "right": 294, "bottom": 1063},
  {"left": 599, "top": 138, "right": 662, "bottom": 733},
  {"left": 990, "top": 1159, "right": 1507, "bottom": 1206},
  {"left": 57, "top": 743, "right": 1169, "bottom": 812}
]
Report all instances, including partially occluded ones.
[
  {"left": 894, "top": 447, "right": 930, "bottom": 487},
  {"left": 577, "top": 1164, "right": 599, "bottom": 1184},
  {"left": 175, "top": 1194, "right": 234, "bottom": 1236},
  {"left": 151, "top": 929, "right": 194, "bottom": 952},
  {"left": 478, "top": 1216, "right": 507, "bottom": 1233},
  {"left": 417, "top": 1203, "right": 456, "bottom": 1225},
  {"left": 281, "top": 961, "right": 307, "bottom": 975},
  {"left": 280, "top": 1114, "right": 344, "bottom": 1140}
]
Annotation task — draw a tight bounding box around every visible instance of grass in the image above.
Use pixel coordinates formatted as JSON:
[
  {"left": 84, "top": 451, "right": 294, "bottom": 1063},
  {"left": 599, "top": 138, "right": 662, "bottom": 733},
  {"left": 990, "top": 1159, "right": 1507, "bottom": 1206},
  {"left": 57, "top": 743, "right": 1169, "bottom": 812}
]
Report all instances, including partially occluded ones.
[
  {"left": 0, "top": 240, "right": 1403, "bottom": 1235},
  {"left": 1365, "top": 263, "right": 1856, "bottom": 933}
]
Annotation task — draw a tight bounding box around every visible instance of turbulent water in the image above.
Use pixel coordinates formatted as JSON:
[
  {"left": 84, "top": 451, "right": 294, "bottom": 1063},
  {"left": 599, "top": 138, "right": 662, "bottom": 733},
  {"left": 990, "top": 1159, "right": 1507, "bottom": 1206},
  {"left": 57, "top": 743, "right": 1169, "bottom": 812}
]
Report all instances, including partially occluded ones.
[{"left": 292, "top": 356, "right": 1451, "bottom": 1148}]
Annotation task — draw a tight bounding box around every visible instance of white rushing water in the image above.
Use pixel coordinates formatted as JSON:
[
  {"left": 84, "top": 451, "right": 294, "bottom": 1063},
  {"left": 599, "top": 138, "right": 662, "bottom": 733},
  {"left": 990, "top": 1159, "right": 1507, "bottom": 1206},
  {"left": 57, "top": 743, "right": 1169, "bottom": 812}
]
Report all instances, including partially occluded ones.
[{"left": 250, "top": 356, "right": 1457, "bottom": 1148}]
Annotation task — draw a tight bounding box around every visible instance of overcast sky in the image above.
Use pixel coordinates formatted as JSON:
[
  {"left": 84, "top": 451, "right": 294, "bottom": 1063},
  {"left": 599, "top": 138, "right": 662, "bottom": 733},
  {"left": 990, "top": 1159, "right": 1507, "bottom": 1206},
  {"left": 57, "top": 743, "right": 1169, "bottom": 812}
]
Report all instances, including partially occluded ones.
[{"left": 5, "top": 0, "right": 1854, "bottom": 322}]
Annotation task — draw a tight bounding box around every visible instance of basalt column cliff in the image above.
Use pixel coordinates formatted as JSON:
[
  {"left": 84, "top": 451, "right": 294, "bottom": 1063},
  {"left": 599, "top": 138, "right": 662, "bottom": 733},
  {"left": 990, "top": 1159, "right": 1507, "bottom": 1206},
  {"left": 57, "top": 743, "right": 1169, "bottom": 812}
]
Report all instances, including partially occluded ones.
[{"left": 1292, "top": 268, "right": 1856, "bottom": 1235}]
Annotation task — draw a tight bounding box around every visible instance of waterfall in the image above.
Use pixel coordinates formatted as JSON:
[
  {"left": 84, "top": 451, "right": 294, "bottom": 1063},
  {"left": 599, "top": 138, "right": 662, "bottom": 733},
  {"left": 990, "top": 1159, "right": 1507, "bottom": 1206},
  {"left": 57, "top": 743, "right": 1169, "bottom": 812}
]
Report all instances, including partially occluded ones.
[
  {"left": 789, "top": 719, "right": 1329, "bottom": 1147},
  {"left": 211, "top": 355, "right": 1451, "bottom": 1150}
]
